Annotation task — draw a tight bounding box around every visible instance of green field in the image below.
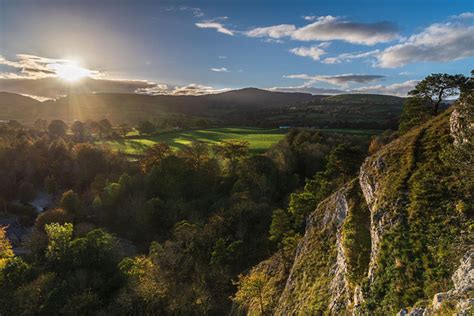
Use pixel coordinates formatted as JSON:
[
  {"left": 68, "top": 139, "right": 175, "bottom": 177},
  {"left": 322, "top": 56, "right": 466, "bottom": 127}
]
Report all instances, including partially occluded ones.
[
  {"left": 97, "top": 127, "right": 287, "bottom": 155},
  {"left": 97, "top": 127, "right": 382, "bottom": 155}
]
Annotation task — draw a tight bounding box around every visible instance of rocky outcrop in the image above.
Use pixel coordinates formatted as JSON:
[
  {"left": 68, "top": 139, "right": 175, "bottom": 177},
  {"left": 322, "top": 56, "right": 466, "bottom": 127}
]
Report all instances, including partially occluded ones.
[
  {"left": 241, "top": 101, "right": 472, "bottom": 315},
  {"left": 359, "top": 119, "right": 431, "bottom": 285},
  {"left": 450, "top": 96, "right": 472, "bottom": 146},
  {"left": 359, "top": 154, "right": 389, "bottom": 282},
  {"left": 275, "top": 180, "right": 370, "bottom": 315}
]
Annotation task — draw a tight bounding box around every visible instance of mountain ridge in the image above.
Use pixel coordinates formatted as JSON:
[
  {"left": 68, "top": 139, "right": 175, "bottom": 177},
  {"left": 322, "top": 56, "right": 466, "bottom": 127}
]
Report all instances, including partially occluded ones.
[{"left": 0, "top": 89, "right": 404, "bottom": 126}]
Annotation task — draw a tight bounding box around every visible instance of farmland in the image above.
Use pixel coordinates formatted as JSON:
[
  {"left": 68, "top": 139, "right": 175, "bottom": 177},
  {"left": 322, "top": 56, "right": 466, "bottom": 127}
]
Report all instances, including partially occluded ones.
[{"left": 97, "top": 126, "right": 381, "bottom": 155}]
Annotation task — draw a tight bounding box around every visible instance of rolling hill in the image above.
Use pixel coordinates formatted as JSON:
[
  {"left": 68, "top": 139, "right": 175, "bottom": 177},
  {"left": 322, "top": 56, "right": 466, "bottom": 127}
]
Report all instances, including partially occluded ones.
[
  {"left": 0, "top": 89, "right": 319, "bottom": 123},
  {"left": 0, "top": 89, "right": 404, "bottom": 129}
]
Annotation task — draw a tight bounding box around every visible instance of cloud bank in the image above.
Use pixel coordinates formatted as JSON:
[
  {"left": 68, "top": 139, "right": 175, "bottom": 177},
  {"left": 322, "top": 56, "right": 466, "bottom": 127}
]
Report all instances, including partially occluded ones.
[
  {"left": 246, "top": 16, "right": 399, "bottom": 45},
  {"left": 375, "top": 21, "right": 474, "bottom": 68},
  {"left": 270, "top": 79, "right": 417, "bottom": 97},
  {"left": 0, "top": 54, "right": 230, "bottom": 99},
  {"left": 284, "top": 73, "right": 385, "bottom": 87}
]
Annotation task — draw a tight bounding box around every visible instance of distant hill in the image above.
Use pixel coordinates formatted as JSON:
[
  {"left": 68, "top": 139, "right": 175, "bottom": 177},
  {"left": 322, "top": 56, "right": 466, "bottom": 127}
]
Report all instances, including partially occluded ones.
[
  {"left": 258, "top": 93, "right": 405, "bottom": 129},
  {"left": 0, "top": 92, "right": 43, "bottom": 121},
  {"left": 0, "top": 88, "right": 321, "bottom": 124},
  {"left": 0, "top": 89, "right": 404, "bottom": 128}
]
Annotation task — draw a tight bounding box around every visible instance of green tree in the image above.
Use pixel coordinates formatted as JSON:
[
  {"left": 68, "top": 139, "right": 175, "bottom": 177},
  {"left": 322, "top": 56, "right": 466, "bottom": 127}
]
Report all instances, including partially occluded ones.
[
  {"left": 48, "top": 120, "right": 68, "bottom": 139},
  {"left": 179, "top": 141, "right": 210, "bottom": 171},
  {"left": 268, "top": 209, "right": 292, "bottom": 244},
  {"left": 409, "top": 73, "right": 467, "bottom": 114},
  {"left": 137, "top": 120, "right": 156, "bottom": 135},
  {"left": 99, "top": 119, "right": 113, "bottom": 138},
  {"left": 59, "top": 190, "right": 81, "bottom": 215},
  {"left": 44, "top": 223, "right": 73, "bottom": 265},
  {"left": 35, "top": 208, "right": 73, "bottom": 230},
  {"left": 71, "top": 120, "right": 88, "bottom": 142},
  {"left": 140, "top": 142, "right": 171, "bottom": 173},
  {"left": 0, "top": 226, "right": 14, "bottom": 268},
  {"left": 233, "top": 272, "right": 268, "bottom": 315},
  {"left": 213, "top": 140, "right": 249, "bottom": 174}
]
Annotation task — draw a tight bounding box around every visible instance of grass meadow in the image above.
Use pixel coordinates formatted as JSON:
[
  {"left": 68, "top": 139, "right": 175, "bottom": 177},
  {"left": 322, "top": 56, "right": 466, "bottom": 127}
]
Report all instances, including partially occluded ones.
[{"left": 97, "top": 126, "right": 381, "bottom": 155}]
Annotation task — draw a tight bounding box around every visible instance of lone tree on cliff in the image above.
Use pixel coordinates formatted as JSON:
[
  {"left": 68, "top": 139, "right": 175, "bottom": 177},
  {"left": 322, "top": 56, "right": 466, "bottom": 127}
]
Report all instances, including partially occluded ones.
[{"left": 408, "top": 73, "right": 467, "bottom": 114}]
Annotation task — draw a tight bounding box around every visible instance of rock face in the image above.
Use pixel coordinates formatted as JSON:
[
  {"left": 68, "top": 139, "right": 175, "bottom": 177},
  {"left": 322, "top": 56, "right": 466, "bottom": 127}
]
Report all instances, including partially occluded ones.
[
  {"left": 241, "top": 98, "right": 473, "bottom": 315},
  {"left": 358, "top": 154, "right": 389, "bottom": 282},
  {"left": 275, "top": 180, "right": 370, "bottom": 314},
  {"left": 450, "top": 95, "right": 472, "bottom": 146}
]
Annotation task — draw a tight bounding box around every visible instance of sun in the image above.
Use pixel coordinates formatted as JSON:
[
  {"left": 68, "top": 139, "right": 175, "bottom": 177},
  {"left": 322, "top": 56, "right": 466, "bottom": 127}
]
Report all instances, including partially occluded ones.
[{"left": 50, "top": 62, "right": 91, "bottom": 82}]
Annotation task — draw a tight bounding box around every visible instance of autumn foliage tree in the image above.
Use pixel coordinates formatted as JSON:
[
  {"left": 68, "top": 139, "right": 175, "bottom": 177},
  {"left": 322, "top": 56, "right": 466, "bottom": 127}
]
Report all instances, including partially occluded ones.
[
  {"left": 0, "top": 227, "right": 14, "bottom": 268},
  {"left": 140, "top": 142, "right": 172, "bottom": 173}
]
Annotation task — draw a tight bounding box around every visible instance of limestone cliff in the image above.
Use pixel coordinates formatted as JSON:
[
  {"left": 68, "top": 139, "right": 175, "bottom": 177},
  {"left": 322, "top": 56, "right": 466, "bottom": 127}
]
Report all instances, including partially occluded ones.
[
  {"left": 275, "top": 179, "right": 370, "bottom": 314},
  {"left": 237, "top": 97, "right": 473, "bottom": 315}
]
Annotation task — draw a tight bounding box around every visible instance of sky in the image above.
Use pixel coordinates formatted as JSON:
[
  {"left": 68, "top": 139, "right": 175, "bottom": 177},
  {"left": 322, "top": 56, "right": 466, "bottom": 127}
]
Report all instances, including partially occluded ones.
[{"left": 0, "top": 0, "right": 473, "bottom": 100}]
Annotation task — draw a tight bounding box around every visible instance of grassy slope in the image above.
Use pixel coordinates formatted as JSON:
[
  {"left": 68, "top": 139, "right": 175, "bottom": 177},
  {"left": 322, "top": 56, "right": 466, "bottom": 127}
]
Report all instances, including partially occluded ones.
[{"left": 362, "top": 109, "right": 473, "bottom": 313}]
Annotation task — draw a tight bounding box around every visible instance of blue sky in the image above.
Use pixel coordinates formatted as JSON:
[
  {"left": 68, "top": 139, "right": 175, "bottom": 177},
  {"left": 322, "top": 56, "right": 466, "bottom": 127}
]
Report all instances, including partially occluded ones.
[{"left": 0, "top": 0, "right": 473, "bottom": 99}]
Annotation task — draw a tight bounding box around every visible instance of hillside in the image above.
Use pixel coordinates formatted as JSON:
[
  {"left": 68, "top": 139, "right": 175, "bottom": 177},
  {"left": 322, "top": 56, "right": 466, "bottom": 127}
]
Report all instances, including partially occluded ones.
[
  {"left": 236, "top": 96, "right": 473, "bottom": 314},
  {"left": 0, "top": 89, "right": 320, "bottom": 124},
  {"left": 260, "top": 94, "right": 404, "bottom": 129},
  {"left": 321, "top": 93, "right": 404, "bottom": 105},
  {"left": 0, "top": 90, "right": 404, "bottom": 129},
  {"left": 0, "top": 92, "right": 43, "bottom": 121}
]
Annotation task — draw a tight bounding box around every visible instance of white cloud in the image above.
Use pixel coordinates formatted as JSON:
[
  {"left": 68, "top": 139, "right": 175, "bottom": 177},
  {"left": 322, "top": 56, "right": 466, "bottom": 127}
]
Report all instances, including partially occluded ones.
[
  {"left": 0, "top": 54, "right": 231, "bottom": 99},
  {"left": 245, "top": 15, "right": 399, "bottom": 45},
  {"left": 0, "top": 54, "right": 99, "bottom": 80},
  {"left": 302, "top": 16, "right": 317, "bottom": 21},
  {"left": 218, "top": 55, "right": 227, "bottom": 59},
  {"left": 284, "top": 73, "right": 385, "bottom": 87},
  {"left": 376, "top": 21, "right": 474, "bottom": 68},
  {"left": 290, "top": 45, "right": 327, "bottom": 61},
  {"left": 210, "top": 67, "right": 229, "bottom": 72},
  {"left": 322, "top": 49, "right": 379, "bottom": 64},
  {"left": 0, "top": 76, "right": 160, "bottom": 99},
  {"left": 245, "top": 24, "right": 296, "bottom": 38},
  {"left": 352, "top": 80, "right": 418, "bottom": 96},
  {"left": 269, "top": 79, "right": 417, "bottom": 96},
  {"left": 168, "top": 84, "right": 230, "bottom": 95},
  {"left": 292, "top": 16, "right": 399, "bottom": 45},
  {"left": 195, "top": 22, "right": 234, "bottom": 36},
  {"left": 451, "top": 12, "right": 474, "bottom": 19},
  {"left": 268, "top": 84, "right": 345, "bottom": 95}
]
